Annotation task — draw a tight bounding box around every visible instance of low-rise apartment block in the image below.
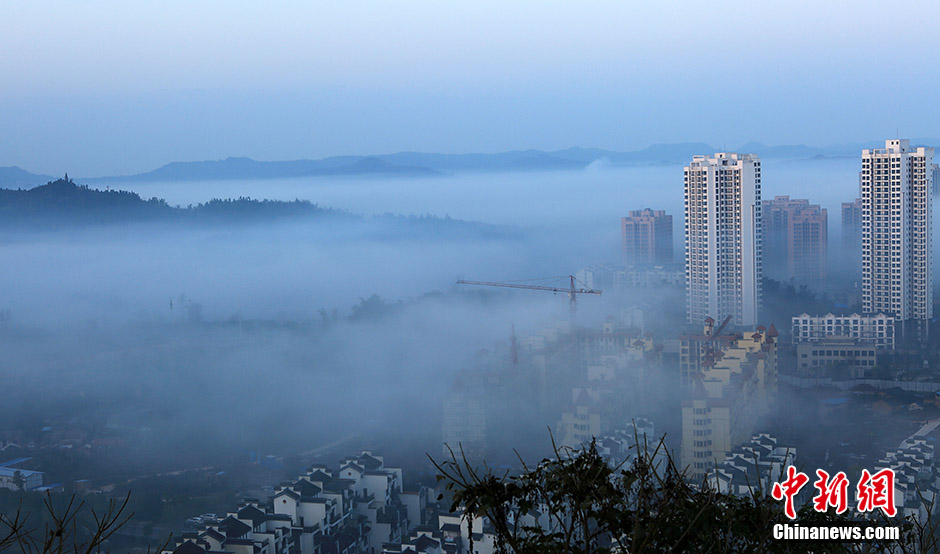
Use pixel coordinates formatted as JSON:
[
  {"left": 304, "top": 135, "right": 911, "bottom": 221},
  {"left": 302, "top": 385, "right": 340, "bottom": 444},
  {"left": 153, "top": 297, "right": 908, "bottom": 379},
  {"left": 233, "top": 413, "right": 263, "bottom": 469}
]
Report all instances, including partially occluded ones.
[
  {"left": 792, "top": 312, "right": 895, "bottom": 350},
  {"left": 795, "top": 339, "right": 878, "bottom": 378}
]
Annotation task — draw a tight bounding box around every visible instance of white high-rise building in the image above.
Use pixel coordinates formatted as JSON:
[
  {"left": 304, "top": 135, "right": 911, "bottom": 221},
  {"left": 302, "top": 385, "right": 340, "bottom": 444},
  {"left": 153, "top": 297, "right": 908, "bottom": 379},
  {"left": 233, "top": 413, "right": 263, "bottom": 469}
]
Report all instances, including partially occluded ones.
[
  {"left": 860, "top": 139, "right": 933, "bottom": 328},
  {"left": 684, "top": 153, "right": 762, "bottom": 326}
]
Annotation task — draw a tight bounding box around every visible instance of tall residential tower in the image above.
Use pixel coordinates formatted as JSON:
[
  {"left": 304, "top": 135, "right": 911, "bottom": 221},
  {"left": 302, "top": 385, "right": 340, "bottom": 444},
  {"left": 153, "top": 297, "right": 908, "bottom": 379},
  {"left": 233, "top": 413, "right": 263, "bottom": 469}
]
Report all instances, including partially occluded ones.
[
  {"left": 842, "top": 198, "right": 863, "bottom": 250},
  {"left": 684, "top": 153, "right": 762, "bottom": 327},
  {"left": 761, "top": 196, "right": 827, "bottom": 284},
  {"left": 861, "top": 139, "right": 933, "bottom": 333},
  {"left": 621, "top": 208, "right": 673, "bottom": 265}
]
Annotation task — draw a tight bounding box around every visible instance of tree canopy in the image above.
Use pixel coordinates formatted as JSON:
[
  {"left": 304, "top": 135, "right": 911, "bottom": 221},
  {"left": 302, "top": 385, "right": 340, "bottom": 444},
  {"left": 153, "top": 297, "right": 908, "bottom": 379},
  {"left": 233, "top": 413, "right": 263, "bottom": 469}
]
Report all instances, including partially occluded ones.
[{"left": 432, "top": 437, "right": 937, "bottom": 553}]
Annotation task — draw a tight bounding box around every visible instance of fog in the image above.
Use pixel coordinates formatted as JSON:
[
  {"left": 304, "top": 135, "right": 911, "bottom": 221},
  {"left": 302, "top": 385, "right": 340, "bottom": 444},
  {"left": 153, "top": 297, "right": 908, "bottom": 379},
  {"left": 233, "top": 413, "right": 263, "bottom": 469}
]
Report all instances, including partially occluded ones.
[
  {"left": 0, "top": 158, "right": 873, "bottom": 487},
  {"left": 105, "top": 156, "right": 862, "bottom": 244},
  {"left": 1, "top": 288, "right": 566, "bottom": 470},
  {"left": 2, "top": 159, "right": 866, "bottom": 323}
]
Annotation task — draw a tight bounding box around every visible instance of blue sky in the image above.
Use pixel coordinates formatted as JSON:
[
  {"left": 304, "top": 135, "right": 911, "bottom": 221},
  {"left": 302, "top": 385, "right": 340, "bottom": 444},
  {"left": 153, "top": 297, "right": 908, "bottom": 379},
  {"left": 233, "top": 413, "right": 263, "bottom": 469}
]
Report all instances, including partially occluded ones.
[{"left": 2, "top": 0, "right": 939, "bottom": 175}]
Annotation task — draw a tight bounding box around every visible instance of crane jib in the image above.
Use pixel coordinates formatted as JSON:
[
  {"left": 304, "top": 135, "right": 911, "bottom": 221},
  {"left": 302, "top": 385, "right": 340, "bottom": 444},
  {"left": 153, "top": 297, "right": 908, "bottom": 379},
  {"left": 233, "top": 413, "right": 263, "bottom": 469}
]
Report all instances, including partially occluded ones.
[{"left": 455, "top": 280, "right": 602, "bottom": 295}]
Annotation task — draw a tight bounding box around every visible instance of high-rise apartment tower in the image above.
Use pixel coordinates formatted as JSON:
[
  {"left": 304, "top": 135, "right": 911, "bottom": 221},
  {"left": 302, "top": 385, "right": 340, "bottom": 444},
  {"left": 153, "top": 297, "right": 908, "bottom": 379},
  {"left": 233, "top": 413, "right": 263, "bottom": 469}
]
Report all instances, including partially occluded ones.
[
  {"left": 842, "top": 198, "right": 863, "bottom": 251},
  {"left": 684, "top": 153, "right": 762, "bottom": 327},
  {"left": 621, "top": 208, "right": 673, "bottom": 265},
  {"left": 860, "top": 139, "right": 933, "bottom": 329},
  {"left": 761, "top": 196, "right": 827, "bottom": 284}
]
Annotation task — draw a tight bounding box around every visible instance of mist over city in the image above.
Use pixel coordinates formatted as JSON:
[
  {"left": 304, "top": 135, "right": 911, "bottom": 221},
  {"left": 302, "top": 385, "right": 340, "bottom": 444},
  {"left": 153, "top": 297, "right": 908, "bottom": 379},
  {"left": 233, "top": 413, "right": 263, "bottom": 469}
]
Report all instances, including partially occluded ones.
[{"left": 3, "top": 1, "right": 940, "bottom": 553}]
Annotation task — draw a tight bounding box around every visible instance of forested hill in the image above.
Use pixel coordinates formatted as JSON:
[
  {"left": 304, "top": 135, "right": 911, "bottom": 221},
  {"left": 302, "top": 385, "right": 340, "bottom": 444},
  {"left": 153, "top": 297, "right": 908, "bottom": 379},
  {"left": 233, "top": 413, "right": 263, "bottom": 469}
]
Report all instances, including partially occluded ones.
[
  {"left": 0, "top": 177, "right": 514, "bottom": 239},
  {"left": 0, "top": 177, "right": 343, "bottom": 228}
]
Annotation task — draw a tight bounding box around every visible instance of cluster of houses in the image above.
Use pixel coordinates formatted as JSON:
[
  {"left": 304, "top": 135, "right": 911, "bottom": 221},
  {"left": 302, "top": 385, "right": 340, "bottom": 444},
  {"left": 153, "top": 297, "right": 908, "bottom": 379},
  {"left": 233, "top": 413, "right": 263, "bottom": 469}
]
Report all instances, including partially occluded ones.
[
  {"left": 877, "top": 437, "right": 938, "bottom": 523},
  {"left": 158, "top": 422, "right": 940, "bottom": 554},
  {"left": 705, "top": 434, "right": 796, "bottom": 496},
  {"left": 167, "top": 418, "right": 671, "bottom": 554},
  {"left": 165, "top": 450, "right": 503, "bottom": 554},
  {"left": 703, "top": 431, "right": 940, "bottom": 523}
]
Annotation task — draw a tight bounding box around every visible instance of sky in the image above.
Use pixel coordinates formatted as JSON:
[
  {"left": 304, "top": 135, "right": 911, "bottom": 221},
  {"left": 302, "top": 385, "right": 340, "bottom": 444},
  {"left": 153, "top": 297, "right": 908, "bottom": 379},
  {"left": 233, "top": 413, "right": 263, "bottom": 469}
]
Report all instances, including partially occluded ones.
[{"left": 1, "top": 0, "right": 939, "bottom": 176}]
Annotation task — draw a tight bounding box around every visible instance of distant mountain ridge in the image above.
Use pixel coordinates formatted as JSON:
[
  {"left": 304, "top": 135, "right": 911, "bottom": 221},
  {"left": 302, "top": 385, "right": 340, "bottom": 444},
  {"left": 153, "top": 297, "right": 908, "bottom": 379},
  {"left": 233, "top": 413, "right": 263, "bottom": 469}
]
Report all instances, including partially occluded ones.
[
  {"left": 0, "top": 166, "right": 56, "bottom": 189},
  {"left": 84, "top": 155, "right": 443, "bottom": 184},
  {"left": 4, "top": 139, "right": 939, "bottom": 188}
]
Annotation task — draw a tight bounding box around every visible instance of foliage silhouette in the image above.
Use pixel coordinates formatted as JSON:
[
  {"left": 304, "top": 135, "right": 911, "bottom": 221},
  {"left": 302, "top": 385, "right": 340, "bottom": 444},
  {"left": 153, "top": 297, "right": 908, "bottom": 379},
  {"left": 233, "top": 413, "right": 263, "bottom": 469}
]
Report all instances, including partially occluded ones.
[
  {"left": 0, "top": 491, "right": 170, "bottom": 554},
  {"left": 431, "top": 433, "right": 939, "bottom": 553}
]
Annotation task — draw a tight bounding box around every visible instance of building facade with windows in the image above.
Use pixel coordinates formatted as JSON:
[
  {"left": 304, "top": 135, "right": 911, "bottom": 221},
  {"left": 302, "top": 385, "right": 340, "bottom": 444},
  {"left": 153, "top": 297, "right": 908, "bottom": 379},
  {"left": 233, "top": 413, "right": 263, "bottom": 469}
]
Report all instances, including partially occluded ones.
[
  {"left": 860, "top": 139, "right": 934, "bottom": 333},
  {"left": 842, "top": 198, "right": 863, "bottom": 250},
  {"left": 762, "top": 196, "right": 827, "bottom": 283},
  {"left": 791, "top": 312, "right": 895, "bottom": 350},
  {"left": 684, "top": 153, "right": 762, "bottom": 326},
  {"left": 795, "top": 339, "right": 877, "bottom": 378},
  {"left": 621, "top": 208, "right": 673, "bottom": 265},
  {"left": 681, "top": 325, "right": 777, "bottom": 481}
]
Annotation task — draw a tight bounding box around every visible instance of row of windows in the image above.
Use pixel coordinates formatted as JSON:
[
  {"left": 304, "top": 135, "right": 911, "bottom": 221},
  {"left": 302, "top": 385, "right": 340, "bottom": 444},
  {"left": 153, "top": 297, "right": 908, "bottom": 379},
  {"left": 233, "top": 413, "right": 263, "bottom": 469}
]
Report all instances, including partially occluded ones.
[
  {"left": 806, "top": 358, "right": 874, "bottom": 367},
  {"left": 796, "top": 317, "right": 888, "bottom": 324},
  {"left": 808, "top": 349, "right": 874, "bottom": 357}
]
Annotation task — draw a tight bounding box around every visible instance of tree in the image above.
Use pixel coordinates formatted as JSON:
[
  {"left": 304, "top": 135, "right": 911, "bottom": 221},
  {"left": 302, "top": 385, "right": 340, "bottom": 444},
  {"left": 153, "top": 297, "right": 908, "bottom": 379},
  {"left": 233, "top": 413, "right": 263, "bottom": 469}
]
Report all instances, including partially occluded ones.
[
  {"left": 318, "top": 308, "right": 339, "bottom": 327},
  {"left": 0, "top": 492, "right": 170, "bottom": 553},
  {"left": 12, "top": 471, "right": 25, "bottom": 492},
  {"left": 431, "top": 435, "right": 935, "bottom": 553},
  {"left": 349, "top": 294, "right": 395, "bottom": 321}
]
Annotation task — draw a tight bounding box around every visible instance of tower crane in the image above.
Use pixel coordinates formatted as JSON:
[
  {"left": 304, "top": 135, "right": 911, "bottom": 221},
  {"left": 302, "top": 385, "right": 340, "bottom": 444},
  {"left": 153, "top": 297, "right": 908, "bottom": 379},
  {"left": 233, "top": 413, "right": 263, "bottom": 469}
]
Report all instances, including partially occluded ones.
[
  {"left": 456, "top": 275, "right": 602, "bottom": 320},
  {"left": 711, "top": 315, "right": 733, "bottom": 337}
]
